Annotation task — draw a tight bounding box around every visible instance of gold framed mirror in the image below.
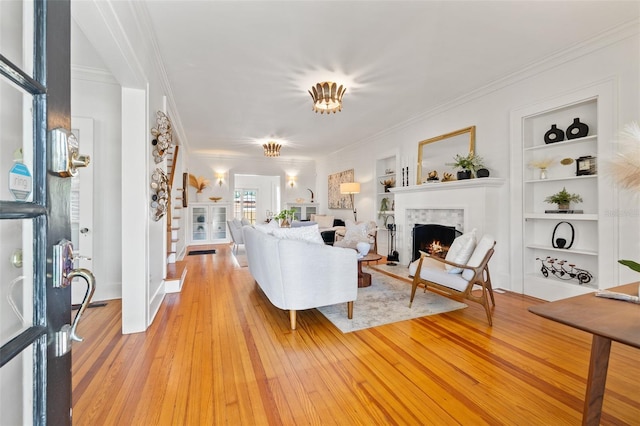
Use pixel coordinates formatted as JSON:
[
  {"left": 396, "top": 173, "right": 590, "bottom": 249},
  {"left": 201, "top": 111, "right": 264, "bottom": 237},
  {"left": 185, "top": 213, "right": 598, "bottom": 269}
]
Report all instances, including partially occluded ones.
[{"left": 417, "top": 125, "right": 476, "bottom": 184}]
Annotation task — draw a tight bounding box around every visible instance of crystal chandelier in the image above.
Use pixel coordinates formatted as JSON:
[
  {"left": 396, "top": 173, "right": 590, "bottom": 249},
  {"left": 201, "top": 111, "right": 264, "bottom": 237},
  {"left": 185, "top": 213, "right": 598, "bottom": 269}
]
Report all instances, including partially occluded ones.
[
  {"left": 308, "top": 81, "right": 346, "bottom": 114},
  {"left": 263, "top": 141, "right": 281, "bottom": 157}
]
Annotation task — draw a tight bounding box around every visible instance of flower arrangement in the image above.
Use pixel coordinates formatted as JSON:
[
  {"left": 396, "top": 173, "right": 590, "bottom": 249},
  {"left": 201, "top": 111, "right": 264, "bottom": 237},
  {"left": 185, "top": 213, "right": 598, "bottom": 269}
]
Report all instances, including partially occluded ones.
[
  {"left": 544, "top": 187, "right": 582, "bottom": 209},
  {"left": 274, "top": 209, "right": 296, "bottom": 221},
  {"left": 610, "top": 121, "right": 640, "bottom": 273},
  {"left": 189, "top": 174, "right": 210, "bottom": 193},
  {"left": 529, "top": 158, "right": 556, "bottom": 170},
  {"left": 380, "top": 178, "right": 395, "bottom": 192},
  {"left": 447, "top": 152, "right": 485, "bottom": 173}
]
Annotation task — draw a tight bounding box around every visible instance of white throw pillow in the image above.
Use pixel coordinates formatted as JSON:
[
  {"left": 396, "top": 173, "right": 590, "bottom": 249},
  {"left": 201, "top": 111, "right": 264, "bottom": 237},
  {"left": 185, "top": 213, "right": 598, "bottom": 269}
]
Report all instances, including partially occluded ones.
[
  {"left": 271, "top": 223, "right": 324, "bottom": 245},
  {"left": 314, "top": 215, "right": 335, "bottom": 229},
  {"left": 462, "top": 235, "right": 494, "bottom": 281},
  {"left": 254, "top": 220, "right": 279, "bottom": 234},
  {"left": 241, "top": 217, "right": 251, "bottom": 226},
  {"left": 342, "top": 220, "right": 368, "bottom": 243},
  {"left": 445, "top": 228, "right": 477, "bottom": 274}
]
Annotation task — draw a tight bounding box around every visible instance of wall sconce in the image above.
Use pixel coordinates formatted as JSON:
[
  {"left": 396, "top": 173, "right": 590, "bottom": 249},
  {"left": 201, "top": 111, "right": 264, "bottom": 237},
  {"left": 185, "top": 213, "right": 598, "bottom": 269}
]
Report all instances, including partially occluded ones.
[
  {"left": 216, "top": 172, "right": 225, "bottom": 186},
  {"left": 288, "top": 175, "right": 296, "bottom": 188}
]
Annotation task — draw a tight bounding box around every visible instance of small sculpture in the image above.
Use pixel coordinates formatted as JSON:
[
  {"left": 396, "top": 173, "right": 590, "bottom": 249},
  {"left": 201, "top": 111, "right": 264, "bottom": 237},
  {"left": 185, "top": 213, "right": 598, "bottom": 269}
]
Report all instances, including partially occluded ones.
[
  {"left": 442, "top": 172, "right": 454, "bottom": 182},
  {"left": 426, "top": 170, "right": 439, "bottom": 181},
  {"left": 536, "top": 257, "right": 593, "bottom": 285}
]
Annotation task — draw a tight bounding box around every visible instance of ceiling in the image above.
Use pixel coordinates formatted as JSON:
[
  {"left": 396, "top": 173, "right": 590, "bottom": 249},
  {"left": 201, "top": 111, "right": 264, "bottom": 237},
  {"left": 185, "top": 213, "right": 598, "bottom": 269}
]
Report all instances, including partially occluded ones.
[{"left": 129, "top": 1, "right": 638, "bottom": 159}]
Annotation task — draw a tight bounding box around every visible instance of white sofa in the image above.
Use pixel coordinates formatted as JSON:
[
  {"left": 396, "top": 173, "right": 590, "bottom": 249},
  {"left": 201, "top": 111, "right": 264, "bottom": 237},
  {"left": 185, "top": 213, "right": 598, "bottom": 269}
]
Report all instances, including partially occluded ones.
[{"left": 243, "top": 225, "right": 358, "bottom": 330}]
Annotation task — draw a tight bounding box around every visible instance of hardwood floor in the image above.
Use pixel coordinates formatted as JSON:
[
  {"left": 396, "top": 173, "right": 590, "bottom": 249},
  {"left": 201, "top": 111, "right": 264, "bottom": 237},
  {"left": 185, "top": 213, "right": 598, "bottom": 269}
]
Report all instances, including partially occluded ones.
[{"left": 72, "top": 244, "right": 640, "bottom": 425}]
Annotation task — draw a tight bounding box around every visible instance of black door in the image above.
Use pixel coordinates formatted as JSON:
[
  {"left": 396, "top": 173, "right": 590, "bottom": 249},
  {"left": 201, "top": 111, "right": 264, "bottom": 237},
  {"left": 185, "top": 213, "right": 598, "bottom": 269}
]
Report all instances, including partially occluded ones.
[{"left": 1, "top": 1, "right": 94, "bottom": 424}]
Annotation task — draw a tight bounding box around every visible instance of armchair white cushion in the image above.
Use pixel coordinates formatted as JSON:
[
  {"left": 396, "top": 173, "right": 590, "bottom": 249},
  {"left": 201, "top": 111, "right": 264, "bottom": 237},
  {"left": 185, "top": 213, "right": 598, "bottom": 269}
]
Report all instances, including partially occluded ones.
[
  {"left": 227, "top": 219, "right": 245, "bottom": 253},
  {"left": 409, "top": 234, "right": 496, "bottom": 325},
  {"left": 444, "top": 228, "right": 477, "bottom": 273}
]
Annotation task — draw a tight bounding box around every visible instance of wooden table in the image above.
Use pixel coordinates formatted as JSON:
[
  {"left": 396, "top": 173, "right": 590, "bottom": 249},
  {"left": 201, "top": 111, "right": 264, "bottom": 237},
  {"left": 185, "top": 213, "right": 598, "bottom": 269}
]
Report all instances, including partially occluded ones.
[
  {"left": 529, "top": 283, "right": 640, "bottom": 426},
  {"left": 357, "top": 253, "right": 382, "bottom": 288}
]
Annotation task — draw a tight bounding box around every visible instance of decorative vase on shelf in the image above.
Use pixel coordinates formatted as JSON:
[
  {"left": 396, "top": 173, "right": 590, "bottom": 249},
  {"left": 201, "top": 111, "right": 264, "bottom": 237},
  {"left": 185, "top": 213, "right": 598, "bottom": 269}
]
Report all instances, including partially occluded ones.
[
  {"left": 457, "top": 170, "right": 472, "bottom": 180},
  {"left": 476, "top": 168, "right": 490, "bottom": 178},
  {"left": 566, "top": 118, "right": 589, "bottom": 140},
  {"left": 544, "top": 124, "right": 564, "bottom": 144},
  {"left": 539, "top": 168, "right": 548, "bottom": 180}
]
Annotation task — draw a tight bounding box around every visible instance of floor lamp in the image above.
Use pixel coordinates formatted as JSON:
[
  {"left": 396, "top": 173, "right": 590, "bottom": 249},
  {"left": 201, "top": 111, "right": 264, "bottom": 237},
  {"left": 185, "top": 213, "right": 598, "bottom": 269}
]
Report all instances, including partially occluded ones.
[{"left": 340, "top": 182, "right": 360, "bottom": 222}]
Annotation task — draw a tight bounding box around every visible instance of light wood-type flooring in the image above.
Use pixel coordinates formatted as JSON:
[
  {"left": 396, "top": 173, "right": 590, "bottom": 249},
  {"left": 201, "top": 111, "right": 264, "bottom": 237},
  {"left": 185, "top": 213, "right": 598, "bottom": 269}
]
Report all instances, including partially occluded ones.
[{"left": 72, "top": 243, "right": 640, "bottom": 425}]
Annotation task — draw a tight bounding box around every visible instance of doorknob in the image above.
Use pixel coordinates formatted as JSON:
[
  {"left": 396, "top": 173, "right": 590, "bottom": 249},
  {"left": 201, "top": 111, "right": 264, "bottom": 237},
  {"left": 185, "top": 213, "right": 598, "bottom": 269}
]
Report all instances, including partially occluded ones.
[
  {"left": 53, "top": 240, "right": 97, "bottom": 356},
  {"left": 49, "top": 128, "right": 91, "bottom": 177},
  {"left": 80, "top": 228, "right": 89, "bottom": 234}
]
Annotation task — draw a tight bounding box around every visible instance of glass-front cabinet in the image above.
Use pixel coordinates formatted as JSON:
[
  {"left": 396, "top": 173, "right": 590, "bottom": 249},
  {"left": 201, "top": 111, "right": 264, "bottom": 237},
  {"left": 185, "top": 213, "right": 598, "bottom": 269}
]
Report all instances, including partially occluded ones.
[
  {"left": 285, "top": 203, "right": 317, "bottom": 221},
  {"left": 190, "top": 203, "right": 229, "bottom": 244}
]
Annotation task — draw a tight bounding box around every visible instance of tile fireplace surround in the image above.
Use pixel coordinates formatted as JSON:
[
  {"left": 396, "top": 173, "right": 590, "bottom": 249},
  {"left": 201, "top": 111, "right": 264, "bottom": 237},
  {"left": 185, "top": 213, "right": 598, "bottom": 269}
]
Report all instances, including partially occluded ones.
[{"left": 389, "top": 178, "right": 506, "bottom": 271}]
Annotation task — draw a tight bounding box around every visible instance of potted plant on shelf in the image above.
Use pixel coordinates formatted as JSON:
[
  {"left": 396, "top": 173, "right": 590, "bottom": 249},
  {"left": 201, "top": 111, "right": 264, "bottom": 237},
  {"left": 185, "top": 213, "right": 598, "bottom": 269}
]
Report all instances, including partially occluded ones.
[
  {"left": 544, "top": 187, "right": 583, "bottom": 210},
  {"left": 447, "top": 152, "right": 485, "bottom": 179},
  {"left": 189, "top": 174, "right": 210, "bottom": 201}
]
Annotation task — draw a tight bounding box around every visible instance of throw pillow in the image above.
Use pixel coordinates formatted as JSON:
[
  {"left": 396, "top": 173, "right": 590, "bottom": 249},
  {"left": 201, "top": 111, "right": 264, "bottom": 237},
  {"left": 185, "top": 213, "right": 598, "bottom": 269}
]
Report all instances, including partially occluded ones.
[
  {"left": 444, "top": 228, "right": 477, "bottom": 274},
  {"left": 241, "top": 217, "right": 251, "bottom": 226},
  {"left": 254, "top": 220, "right": 279, "bottom": 234},
  {"left": 271, "top": 223, "right": 324, "bottom": 245},
  {"left": 462, "top": 234, "right": 494, "bottom": 281},
  {"left": 314, "top": 215, "right": 335, "bottom": 229},
  {"left": 342, "top": 220, "right": 368, "bottom": 243}
]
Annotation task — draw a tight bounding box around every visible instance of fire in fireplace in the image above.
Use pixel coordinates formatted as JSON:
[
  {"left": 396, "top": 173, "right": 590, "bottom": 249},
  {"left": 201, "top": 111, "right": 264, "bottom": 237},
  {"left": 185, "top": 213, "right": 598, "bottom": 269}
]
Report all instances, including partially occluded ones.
[{"left": 412, "top": 224, "right": 461, "bottom": 261}]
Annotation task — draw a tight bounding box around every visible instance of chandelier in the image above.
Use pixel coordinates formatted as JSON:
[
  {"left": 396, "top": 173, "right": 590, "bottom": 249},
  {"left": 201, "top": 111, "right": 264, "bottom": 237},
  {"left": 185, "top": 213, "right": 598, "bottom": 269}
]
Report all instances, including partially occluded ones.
[
  {"left": 308, "top": 81, "right": 346, "bottom": 114},
  {"left": 263, "top": 141, "right": 281, "bottom": 157}
]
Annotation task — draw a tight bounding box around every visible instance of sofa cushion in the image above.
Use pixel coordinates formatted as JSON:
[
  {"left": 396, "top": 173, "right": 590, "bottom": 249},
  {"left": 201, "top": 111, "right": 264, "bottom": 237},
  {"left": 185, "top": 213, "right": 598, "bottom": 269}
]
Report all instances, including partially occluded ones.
[
  {"left": 241, "top": 217, "right": 251, "bottom": 226},
  {"left": 271, "top": 223, "right": 324, "bottom": 245},
  {"left": 291, "top": 220, "right": 317, "bottom": 228},
  {"left": 445, "top": 229, "right": 477, "bottom": 274}
]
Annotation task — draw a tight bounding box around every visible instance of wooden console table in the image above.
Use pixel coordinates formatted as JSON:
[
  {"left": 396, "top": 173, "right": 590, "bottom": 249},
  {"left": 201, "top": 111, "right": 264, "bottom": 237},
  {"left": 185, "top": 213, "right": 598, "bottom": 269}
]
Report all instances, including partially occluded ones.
[{"left": 529, "top": 283, "right": 640, "bottom": 426}]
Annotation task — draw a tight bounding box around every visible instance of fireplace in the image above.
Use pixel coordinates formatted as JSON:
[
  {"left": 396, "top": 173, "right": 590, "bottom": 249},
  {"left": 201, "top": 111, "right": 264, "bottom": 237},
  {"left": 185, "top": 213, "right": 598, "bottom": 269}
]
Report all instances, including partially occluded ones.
[{"left": 412, "top": 224, "right": 461, "bottom": 262}]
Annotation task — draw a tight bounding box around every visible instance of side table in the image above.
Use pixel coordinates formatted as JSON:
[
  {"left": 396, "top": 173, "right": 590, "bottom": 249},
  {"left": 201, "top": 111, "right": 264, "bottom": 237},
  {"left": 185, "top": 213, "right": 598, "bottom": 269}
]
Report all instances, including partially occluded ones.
[{"left": 357, "top": 253, "right": 382, "bottom": 287}]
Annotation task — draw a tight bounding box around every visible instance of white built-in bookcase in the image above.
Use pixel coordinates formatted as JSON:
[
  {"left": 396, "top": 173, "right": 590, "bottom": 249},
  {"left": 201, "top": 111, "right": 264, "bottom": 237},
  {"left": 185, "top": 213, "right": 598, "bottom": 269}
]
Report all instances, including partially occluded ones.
[{"left": 510, "top": 80, "right": 617, "bottom": 301}]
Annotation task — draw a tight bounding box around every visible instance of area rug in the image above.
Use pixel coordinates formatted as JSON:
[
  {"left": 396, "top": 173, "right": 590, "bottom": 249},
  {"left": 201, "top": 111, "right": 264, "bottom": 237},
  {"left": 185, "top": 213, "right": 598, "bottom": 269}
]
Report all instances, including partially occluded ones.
[
  {"left": 188, "top": 249, "right": 216, "bottom": 255},
  {"left": 316, "top": 268, "right": 466, "bottom": 333}
]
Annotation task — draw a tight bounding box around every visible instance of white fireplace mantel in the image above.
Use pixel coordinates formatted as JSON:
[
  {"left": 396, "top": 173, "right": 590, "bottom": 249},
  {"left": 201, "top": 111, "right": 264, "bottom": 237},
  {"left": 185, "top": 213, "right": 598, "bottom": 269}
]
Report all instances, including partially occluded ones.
[
  {"left": 389, "top": 178, "right": 506, "bottom": 270},
  {"left": 390, "top": 178, "right": 506, "bottom": 195}
]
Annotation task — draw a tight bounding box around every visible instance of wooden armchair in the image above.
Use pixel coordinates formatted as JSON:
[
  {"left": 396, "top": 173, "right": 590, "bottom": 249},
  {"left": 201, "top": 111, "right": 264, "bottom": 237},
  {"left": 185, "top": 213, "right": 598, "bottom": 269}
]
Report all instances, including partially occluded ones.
[{"left": 409, "top": 235, "right": 496, "bottom": 325}]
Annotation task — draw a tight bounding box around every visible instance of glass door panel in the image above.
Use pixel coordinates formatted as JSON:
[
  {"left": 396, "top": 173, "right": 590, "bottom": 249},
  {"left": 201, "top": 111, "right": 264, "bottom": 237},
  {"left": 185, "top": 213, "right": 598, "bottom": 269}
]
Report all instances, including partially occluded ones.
[
  {"left": 192, "top": 206, "right": 208, "bottom": 241},
  {"left": 0, "top": 219, "right": 34, "bottom": 345},
  {"left": 0, "top": 1, "right": 34, "bottom": 77},
  {"left": 0, "top": 340, "right": 38, "bottom": 425}
]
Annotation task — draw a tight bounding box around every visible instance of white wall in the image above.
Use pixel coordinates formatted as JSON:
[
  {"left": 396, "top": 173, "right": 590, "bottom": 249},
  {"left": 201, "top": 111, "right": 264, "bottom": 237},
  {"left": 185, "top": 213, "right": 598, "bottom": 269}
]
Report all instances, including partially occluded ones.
[
  {"left": 70, "top": 69, "right": 122, "bottom": 301},
  {"left": 317, "top": 25, "right": 640, "bottom": 289},
  {"left": 187, "top": 154, "right": 318, "bottom": 223}
]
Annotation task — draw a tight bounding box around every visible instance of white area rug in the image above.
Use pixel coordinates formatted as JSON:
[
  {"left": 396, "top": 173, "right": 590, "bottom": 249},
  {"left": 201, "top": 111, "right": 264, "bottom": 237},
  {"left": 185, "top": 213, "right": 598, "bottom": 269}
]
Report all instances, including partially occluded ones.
[{"left": 317, "top": 268, "right": 467, "bottom": 333}]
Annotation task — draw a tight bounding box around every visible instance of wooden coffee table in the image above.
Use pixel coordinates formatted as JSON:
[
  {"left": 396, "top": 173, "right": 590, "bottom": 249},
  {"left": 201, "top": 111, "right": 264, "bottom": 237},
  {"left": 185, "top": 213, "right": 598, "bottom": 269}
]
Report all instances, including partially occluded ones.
[{"left": 357, "top": 253, "right": 382, "bottom": 288}]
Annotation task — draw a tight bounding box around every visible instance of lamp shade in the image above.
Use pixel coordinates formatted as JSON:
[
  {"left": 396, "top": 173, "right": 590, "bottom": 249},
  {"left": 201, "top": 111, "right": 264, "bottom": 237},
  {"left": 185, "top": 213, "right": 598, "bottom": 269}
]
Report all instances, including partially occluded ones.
[{"left": 340, "top": 182, "right": 360, "bottom": 194}]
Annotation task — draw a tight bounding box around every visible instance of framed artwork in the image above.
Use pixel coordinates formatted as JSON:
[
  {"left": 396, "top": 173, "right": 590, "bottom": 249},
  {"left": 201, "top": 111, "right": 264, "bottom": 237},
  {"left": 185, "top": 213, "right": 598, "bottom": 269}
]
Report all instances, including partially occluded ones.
[
  {"left": 182, "top": 172, "right": 188, "bottom": 208},
  {"left": 328, "top": 169, "right": 354, "bottom": 209}
]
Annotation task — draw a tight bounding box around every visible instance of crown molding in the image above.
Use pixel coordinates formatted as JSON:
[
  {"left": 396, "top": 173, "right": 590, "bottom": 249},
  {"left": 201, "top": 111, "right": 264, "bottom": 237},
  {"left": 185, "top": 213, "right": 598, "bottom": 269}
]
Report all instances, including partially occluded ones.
[
  {"left": 71, "top": 65, "right": 119, "bottom": 85},
  {"left": 330, "top": 19, "right": 640, "bottom": 157}
]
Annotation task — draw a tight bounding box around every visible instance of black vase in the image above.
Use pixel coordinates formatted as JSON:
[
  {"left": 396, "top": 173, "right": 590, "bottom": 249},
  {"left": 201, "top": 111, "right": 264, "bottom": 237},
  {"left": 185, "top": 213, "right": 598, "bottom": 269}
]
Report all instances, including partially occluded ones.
[
  {"left": 457, "top": 170, "right": 471, "bottom": 180},
  {"left": 476, "top": 168, "right": 490, "bottom": 178},
  {"left": 544, "top": 124, "right": 564, "bottom": 144},
  {"left": 566, "top": 117, "right": 589, "bottom": 139}
]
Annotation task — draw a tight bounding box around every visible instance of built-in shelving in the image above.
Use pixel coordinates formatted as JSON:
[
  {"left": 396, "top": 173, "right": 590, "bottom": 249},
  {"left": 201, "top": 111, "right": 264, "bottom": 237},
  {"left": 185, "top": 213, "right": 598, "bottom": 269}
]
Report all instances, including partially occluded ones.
[
  {"left": 511, "top": 81, "right": 616, "bottom": 301},
  {"left": 189, "top": 202, "right": 229, "bottom": 244}
]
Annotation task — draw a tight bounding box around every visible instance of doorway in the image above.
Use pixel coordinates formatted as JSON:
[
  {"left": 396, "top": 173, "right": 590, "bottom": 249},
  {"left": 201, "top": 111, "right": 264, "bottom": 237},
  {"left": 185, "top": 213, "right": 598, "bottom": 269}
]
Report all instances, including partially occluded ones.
[{"left": 234, "top": 174, "right": 280, "bottom": 224}]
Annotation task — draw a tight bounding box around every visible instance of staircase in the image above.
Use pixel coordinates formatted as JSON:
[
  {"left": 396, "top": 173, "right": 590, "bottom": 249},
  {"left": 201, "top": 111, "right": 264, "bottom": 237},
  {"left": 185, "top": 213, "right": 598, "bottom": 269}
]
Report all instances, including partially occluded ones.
[{"left": 164, "top": 145, "right": 187, "bottom": 293}]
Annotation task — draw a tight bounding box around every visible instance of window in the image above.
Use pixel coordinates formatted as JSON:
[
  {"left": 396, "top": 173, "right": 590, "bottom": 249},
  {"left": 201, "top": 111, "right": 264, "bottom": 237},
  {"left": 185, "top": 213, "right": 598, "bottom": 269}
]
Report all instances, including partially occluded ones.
[{"left": 234, "top": 189, "right": 257, "bottom": 224}]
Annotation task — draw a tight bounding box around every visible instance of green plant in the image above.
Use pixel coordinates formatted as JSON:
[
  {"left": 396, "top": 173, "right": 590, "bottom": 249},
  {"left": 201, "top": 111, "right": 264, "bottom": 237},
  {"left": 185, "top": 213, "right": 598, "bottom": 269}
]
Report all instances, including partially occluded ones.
[
  {"left": 447, "top": 152, "right": 485, "bottom": 173},
  {"left": 274, "top": 209, "right": 296, "bottom": 220},
  {"left": 544, "top": 187, "right": 583, "bottom": 205},
  {"left": 619, "top": 259, "right": 640, "bottom": 273}
]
